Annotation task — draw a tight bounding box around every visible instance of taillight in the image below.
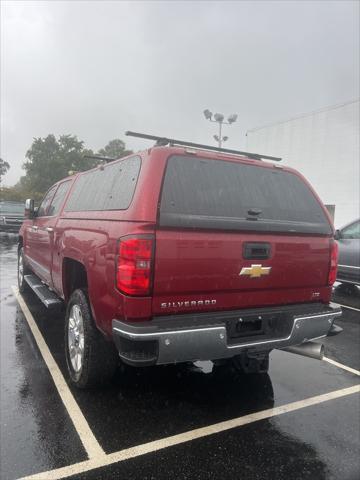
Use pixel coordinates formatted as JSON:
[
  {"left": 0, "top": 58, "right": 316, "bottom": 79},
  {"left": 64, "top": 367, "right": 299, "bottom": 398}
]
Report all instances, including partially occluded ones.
[
  {"left": 116, "top": 236, "right": 154, "bottom": 296},
  {"left": 328, "top": 240, "right": 339, "bottom": 286}
]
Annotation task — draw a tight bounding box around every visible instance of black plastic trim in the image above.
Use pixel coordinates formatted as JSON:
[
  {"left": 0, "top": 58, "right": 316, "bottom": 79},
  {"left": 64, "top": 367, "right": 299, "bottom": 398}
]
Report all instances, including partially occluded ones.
[{"left": 159, "top": 213, "right": 332, "bottom": 235}]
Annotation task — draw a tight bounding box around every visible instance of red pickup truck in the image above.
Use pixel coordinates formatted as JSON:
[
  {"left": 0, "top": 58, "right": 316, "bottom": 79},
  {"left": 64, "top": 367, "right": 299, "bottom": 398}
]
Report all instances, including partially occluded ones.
[{"left": 18, "top": 133, "right": 342, "bottom": 388}]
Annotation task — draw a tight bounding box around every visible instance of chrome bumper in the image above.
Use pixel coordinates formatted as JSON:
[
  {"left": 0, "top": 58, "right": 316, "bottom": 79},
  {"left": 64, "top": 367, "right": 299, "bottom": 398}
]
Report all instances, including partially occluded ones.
[{"left": 112, "top": 303, "right": 342, "bottom": 366}]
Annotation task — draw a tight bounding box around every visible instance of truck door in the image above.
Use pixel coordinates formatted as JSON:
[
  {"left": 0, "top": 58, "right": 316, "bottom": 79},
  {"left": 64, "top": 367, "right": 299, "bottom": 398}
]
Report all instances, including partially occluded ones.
[
  {"left": 26, "top": 181, "right": 71, "bottom": 287},
  {"left": 46, "top": 180, "right": 72, "bottom": 288},
  {"left": 25, "top": 185, "right": 57, "bottom": 283}
]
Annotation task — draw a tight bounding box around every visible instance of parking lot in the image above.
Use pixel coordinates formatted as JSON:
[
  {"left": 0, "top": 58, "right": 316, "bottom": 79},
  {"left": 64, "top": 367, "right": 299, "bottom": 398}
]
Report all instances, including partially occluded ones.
[{"left": 1, "top": 234, "right": 359, "bottom": 480}]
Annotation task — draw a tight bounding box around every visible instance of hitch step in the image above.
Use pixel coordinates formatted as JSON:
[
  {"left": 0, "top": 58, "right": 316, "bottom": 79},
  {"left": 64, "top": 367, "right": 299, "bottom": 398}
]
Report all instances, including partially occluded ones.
[{"left": 24, "top": 274, "right": 62, "bottom": 309}]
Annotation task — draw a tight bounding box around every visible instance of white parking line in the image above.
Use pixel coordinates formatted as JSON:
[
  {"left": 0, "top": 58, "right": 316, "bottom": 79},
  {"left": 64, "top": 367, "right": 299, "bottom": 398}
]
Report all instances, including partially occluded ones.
[
  {"left": 17, "top": 384, "right": 360, "bottom": 480},
  {"left": 12, "top": 286, "right": 360, "bottom": 480},
  {"left": 336, "top": 303, "right": 360, "bottom": 313},
  {"left": 12, "top": 287, "right": 105, "bottom": 459},
  {"left": 323, "top": 356, "right": 360, "bottom": 376}
]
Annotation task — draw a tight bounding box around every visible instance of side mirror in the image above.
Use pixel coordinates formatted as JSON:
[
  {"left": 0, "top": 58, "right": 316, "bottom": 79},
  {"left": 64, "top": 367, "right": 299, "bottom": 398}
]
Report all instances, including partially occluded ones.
[
  {"left": 25, "top": 199, "right": 35, "bottom": 219},
  {"left": 334, "top": 229, "right": 342, "bottom": 240}
]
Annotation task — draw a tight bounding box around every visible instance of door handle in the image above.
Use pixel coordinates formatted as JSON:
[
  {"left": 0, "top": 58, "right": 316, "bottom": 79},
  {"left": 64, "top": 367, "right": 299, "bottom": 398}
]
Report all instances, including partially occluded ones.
[
  {"left": 46, "top": 227, "right": 54, "bottom": 233},
  {"left": 32, "top": 226, "right": 38, "bottom": 231},
  {"left": 243, "top": 242, "right": 271, "bottom": 260}
]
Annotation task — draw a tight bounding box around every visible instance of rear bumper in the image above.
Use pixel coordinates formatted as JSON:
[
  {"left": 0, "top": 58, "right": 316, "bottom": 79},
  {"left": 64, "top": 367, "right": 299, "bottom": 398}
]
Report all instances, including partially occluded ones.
[
  {"left": 337, "top": 266, "right": 360, "bottom": 286},
  {"left": 112, "top": 302, "right": 342, "bottom": 366}
]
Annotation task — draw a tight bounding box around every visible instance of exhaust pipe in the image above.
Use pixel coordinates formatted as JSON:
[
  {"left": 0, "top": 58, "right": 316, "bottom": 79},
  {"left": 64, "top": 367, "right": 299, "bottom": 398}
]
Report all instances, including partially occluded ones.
[{"left": 282, "top": 341, "right": 324, "bottom": 361}]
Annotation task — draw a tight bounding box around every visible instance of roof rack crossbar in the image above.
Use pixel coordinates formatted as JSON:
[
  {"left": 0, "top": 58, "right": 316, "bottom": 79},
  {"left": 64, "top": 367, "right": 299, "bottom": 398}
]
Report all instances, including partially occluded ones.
[
  {"left": 83, "top": 154, "right": 115, "bottom": 163},
  {"left": 125, "top": 131, "right": 281, "bottom": 162}
]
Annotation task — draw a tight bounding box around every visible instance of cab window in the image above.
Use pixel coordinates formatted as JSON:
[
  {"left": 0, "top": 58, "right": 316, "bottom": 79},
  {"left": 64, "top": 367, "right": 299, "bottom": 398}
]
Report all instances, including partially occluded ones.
[
  {"left": 37, "top": 186, "right": 57, "bottom": 217},
  {"left": 47, "top": 181, "right": 71, "bottom": 216}
]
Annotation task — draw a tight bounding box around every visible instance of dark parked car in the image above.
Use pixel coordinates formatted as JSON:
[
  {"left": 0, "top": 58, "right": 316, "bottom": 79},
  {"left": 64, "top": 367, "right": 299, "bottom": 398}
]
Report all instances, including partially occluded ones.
[
  {"left": 0, "top": 201, "right": 24, "bottom": 233},
  {"left": 336, "top": 218, "right": 360, "bottom": 286}
]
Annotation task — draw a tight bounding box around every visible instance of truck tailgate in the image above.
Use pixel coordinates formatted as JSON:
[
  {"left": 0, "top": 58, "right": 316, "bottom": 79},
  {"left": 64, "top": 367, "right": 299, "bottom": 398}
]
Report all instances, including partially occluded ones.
[{"left": 152, "top": 230, "right": 331, "bottom": 315}]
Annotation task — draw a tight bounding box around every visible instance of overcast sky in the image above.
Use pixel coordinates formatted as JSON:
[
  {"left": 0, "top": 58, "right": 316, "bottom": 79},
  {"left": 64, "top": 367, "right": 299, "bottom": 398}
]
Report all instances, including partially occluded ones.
[{"left": 1, "top": 0, "right": 359, "bottom": 185}]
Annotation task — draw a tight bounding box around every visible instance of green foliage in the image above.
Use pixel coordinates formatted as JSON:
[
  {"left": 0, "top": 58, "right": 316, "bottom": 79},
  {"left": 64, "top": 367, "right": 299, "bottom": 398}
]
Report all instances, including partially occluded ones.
[
  {"left": 0, "top": 135, "right": 132, "bottom": 203},
  {"left": 98, "top": 139, "right": 132, "bottom": 159},
  {"left": 0, "top": 158, "right": 10, "bottom": 180},
  {"left": 0, "top": 180, "right": 43, "bottom": 203},
  {"left": 23, "top": 134, "right": 97, "bottom": 193}
]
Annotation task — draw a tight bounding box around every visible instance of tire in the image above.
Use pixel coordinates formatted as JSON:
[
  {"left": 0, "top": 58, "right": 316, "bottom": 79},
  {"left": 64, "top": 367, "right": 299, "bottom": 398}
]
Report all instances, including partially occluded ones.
[
  {"left": 232, "top": 351, "right": 270, "bottom": 375},
  {"left": 18, "top": 247, "right": 31, "bottom": 293},
  {"left": 65, "top": 288, "right": 118, "bottom": 388},
  {"left": 337, "top": 282, "right": 358, "bottom": 295}
]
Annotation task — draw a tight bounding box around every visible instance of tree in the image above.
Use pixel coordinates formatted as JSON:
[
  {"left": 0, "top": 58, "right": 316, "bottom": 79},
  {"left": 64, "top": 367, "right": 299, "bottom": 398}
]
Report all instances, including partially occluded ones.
[
  {"left": 98, "top": 139, "right": 132, "bottom": 159},
  {"left": 2, "top": 134, "right": 132, "bottom": 201},
  {"left": 0, "top": 158, "right": 10, "bottom": 181},
  {"left": 0, "top": 183, "right": 44, "bottom": 203},
  {"left": 23, "top": 134, "right": 97, "bottom": 193}
]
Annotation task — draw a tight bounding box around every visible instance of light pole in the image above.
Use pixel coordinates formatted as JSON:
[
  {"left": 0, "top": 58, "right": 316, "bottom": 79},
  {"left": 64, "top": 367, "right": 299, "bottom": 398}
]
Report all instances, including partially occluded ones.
[{"left": 203, "top": 110, "right": 238, "bottom": 148}]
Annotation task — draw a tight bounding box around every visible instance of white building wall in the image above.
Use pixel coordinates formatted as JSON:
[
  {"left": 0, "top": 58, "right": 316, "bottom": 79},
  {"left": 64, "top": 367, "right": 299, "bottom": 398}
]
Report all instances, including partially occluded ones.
[{"left": 246, "top": 99, "right": 359, "bottom": 227}]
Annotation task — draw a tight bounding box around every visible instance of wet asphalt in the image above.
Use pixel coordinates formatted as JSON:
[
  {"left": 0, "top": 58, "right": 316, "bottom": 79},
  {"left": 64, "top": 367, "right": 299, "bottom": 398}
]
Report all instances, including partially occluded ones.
[{"left": 0, "top": 233, "right": 359, "bottom": 480}]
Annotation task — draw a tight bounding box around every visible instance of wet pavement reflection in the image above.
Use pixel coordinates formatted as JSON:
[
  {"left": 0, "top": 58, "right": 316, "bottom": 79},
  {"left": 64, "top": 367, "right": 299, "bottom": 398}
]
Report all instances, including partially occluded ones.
[
  {"left": 1, "top": 235, "right": 87, "bottom": 479},
  {"left": 66, "top": 393, "right": 360, "bottom": 480},
  {"left": 1, "top": 234, "right": 359, "bottom": 480}
]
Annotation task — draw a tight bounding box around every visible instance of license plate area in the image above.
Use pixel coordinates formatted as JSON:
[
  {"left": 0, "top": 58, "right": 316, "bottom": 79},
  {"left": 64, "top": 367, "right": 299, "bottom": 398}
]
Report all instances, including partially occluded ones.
[
  {"left": 232, "top": 316, "right": 264, "bottom": 337},
  {"left": 226, "top": 311, "right": 293, "bottom": 344}
]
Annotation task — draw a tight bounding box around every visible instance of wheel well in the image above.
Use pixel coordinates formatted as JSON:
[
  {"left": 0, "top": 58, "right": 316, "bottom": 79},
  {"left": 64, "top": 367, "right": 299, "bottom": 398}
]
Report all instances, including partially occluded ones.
[{"left": 63, "top": 258, "right": 88, "bottom": 301}]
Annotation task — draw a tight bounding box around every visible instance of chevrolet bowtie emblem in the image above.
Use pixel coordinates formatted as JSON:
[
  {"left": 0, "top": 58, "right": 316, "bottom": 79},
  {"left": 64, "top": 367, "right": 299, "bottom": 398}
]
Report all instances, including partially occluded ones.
[{"left": 239, "top": 264, "right": 271, "bottom": 278}]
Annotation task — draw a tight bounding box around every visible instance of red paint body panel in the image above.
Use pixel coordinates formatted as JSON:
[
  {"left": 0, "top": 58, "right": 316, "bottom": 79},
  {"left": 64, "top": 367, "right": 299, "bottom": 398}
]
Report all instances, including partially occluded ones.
[
  {"left": 19, "top": 146, "right": 335, "bottom": 339},
  {"left": 152, "top": 230, "right": 332, "bottom": 315}
]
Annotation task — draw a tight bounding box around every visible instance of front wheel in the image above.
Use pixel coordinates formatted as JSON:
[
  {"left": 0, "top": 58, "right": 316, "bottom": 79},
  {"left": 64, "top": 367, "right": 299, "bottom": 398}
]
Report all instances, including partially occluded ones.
[
  {"left": 18, "top": 247, "right": 30, "bottom": 293},
  {"left": 65, "top": 288, "right": 118, "bottom": 388}
]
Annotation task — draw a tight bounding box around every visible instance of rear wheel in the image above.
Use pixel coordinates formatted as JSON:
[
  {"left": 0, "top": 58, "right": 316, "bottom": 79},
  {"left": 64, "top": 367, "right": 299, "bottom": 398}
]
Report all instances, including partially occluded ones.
[
  {"left": 65, "top": 288, "right": 118, "bottom": 388},
  {"left": 336, "top": 282, "right": 358, "bottom": 295},
  {"left": 232, "top": 351, "right": 270, "bottom": 374},
  {"left": 18, "top": 247, "right": 30, "bottom": 293}
]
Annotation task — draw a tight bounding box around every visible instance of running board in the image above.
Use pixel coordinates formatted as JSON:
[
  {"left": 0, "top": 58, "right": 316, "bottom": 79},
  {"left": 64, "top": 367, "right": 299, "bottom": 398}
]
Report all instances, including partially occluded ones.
[{"left": 24, "top": 274, "right": 62, "bottom": 309}]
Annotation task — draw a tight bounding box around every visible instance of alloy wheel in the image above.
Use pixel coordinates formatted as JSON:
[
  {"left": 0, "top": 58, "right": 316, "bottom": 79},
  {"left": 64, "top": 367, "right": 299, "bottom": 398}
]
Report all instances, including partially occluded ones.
[{"left": 68, "top": 304, "right": 85, "bottom": 373}]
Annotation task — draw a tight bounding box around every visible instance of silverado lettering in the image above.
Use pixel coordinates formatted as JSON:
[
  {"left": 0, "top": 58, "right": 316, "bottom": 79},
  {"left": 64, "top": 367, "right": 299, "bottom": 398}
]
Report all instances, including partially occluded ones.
[{"left": 161, "top": 300, "right": 217, "bottom": 309}]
